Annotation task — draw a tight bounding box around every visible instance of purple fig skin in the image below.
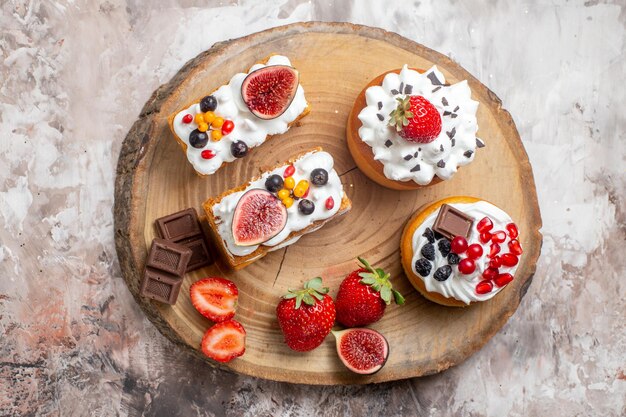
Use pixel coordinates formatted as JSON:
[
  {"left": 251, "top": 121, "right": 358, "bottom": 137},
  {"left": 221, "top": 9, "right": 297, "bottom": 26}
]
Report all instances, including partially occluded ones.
[
  {"left": 231, "top": 189, "right": 288, "bottom": 246},
  {"left": 332, "top": 328, "right": 389, "bottom": 375},
  {"left": 241, "top": 65, "right": 299, "bottom": 120}
]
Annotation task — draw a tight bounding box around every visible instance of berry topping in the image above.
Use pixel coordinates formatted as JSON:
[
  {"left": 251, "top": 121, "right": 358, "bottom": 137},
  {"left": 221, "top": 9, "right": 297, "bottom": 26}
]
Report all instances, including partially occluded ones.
[
  {"left": 500, "top": 253, "right": 519, "bottom": 267},
  {"left": 298, "top": 199, "right": 315, "bottom": 215},
  {"left": 438, "top": 239, "right": 451, "bottom": 257},
  {"left": 388, "top": 95, "right": 442, "bottom": 143},
  {"left": 284, "top": 165, "right": 295, "bottom": 178},
  {"left": 508, "top": 239, "right": 523, "bottom": 255},
  {"left": 221, "top": 120, "right": 234, "bottom": 135},
  {"left": 466, "top": 244, "right": 484, "bottom": 259},
  {"left": 479, "top": 231, "right": 492, "bottom": 244},
  {"left": 189, "top": 129, "right": 209, "bottom": 149},
  {"left": 204, "top": 111, "right": 216, "bottom": 124},
  {"left": 265, "top": 174, "right": 284, "bottom": 192},
  {"left": 310, "top": 168, "right": 329, "bottom": 186},
  {"left": 201, "top": 320, "right": 246, "bottom": 363},
  {"left": 423, "top": 228, "right": 435, "bottom": 244},
  {"left": 477, "top": 217, "right": 494, "bottom": 233},
  {"left": 282, "top": 196, "right": 294, "bottom": 208},
  {"left": 201, "top": 149, "right": 216, "bottom": 159},
  {"left": 450, "top": 236, "right": 468, "bottom": 254},
  {"left": 194, "top": 113, "right": 205, "bottom": 125},
  {"left": 200, "top": 95, "right": 218, "bottom": 112},
  {"left": 482, "top": 267, "right": 499, "bottom": 280},
  {"left": 284, "top": 176, "right": 295, "bottom": 190},
  {"left": 489, "top": 256, "right": 502, "bottom": 269},
  {"left": 420, "top": 243, "right": 435, "bottom": 261},
  {"left": 489, "top": 243, "right": 501, "bottom": 258},
  {"left": 293, "top": 180, "right": 309, "bottom": 198},
  {"left": 277, "top": 189, "right": 290, "bottom": 200},
  {"left": 475, "top": 280, "right": 493, "bottom": 295},
  {"left": 210, "top": 129, "right": 223, "bottom": 141},
  {"left": 494, "top": 273, "right": 514, "bottom": 287},
  {"left": 506, "top": 223, "right": 519, "bottom": 239},
  {"left": 325, "top": 196, "right": 335, "bottom": 210},
  {"left": 414, "top": 258, "right": 432, "bottom": 277},
  {"left": 491, "top": 230, "right": 507, "bottom": 243},
  {"left": 197, "top": 122, "right": 209, "bottom": 133},
  {"left": 211, "top": 117, "right": 224, "bottom": 129},
  {"left": 241, "top": 65, "right": 299, "bottom": 120},
  {"left": 458, "top": 258, "right": 476, "bottom": 275},
  {"left": 182, "top": 114, "right": 193, "bottom": 124},
  {"left": 190, "top": 277, "right": 239, "bottom": 323},
  {"left": 230, "top": 141, "right": 248, "bottom": 158},
  {"left": 433, "top": 265, "right": 452, "bottom": 282},
  {"left": 447, "top": 253, "right": 460, "bottom": 265}
]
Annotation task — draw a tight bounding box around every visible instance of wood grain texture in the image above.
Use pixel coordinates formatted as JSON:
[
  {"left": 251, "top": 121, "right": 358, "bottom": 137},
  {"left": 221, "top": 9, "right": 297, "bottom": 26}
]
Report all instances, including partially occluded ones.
[{"left": 114, "top": 22, "right": 542, "bottom": 385}]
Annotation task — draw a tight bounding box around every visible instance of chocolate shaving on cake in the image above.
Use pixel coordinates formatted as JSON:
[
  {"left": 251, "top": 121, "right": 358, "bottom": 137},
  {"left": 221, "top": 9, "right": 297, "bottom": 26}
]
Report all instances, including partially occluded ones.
[
  {"left": 404, "top": 154, "right": 413, "bottom": 161},
  {"left": 437, "top": 160, "right": 446, "bottom": 168},
  {"left": 442, "top": 97, "right": 449, "bottom": 106},
  {"left": 450, "top": 113, "right": 458, "bottom": 118},
  {"left": 377, "top": 101, "right": 383, "bottom": 110},
  {"left": 446, "top": 127, "right": 456, "bottom": 139},
  {"left": 443, "top": 111, "right": 452, "bottom": 116},
  {"left": 398, "top": 82, "right": 404, "bottom": 94},
  {"left": 451, "top": 139, "right": 456, "bottom": 147},
  {"left": 427, "top": 72, "right": 443, "bottom": 86},
  {"left": 404, "top": 84, "right": 413, "bottom": 94},
  {"left": 410, "top": 164, "right": 421, "bottom": 172},
  {"left": 440, "top": 144, "right": 444, "bottom": 152},
  {"left": 376, "top": 113, "right": 384, "bottom": 121},
  {"left": 391, "top": 89, "right": 399, "bottom": 95},
  {"left": 464, "top": 150, "right": 474, "bottom": 158},
  {"left": 432, "top": 86, "right": 442, "bottom": 93},
  {"left": 476, "top": 138, "right": 486, "bottom": 148},
  {"left": 414, "top": 151, "right": 419, "bottom": 157},
  {"left": 384, "top": 139, "right": 393, "bottom": 148},
  {"left": 453, "top": 105, "right": 460, "bottom": 112}
]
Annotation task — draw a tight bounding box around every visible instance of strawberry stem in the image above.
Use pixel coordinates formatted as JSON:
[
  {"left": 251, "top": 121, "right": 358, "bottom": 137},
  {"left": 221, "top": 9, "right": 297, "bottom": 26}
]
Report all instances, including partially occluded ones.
[
  {"left": 357, "top": 257, "right": 405, "bottom": 306},
  {"left": 284, "top": 277, "right": 329, "bottom": 309}
]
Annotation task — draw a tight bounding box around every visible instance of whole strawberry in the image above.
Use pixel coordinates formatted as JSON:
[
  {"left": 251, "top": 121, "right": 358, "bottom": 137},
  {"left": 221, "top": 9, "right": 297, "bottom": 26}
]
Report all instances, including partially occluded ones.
[
  {"left": 276, "top": 277, "right": 336, "bottom": 352},
  {"left": 335, "top": 257, "right": 405, "bottom": 327},
  {"left": 389, "top": 95, "right": 441, "bottom": 143}
]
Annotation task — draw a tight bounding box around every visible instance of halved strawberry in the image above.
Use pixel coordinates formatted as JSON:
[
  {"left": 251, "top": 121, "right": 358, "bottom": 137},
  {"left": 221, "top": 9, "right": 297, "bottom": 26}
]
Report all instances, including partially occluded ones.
[
  {"left": 190, "top": 277, "right": 238, "bottom": 322},
  {"left": 201, "top": 319, "right": 246, "bottom": 363}
]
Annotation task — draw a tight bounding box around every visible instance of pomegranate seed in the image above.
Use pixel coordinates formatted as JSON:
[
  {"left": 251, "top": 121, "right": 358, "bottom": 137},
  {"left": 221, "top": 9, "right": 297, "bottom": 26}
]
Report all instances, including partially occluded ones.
[
  {"left": 506, "top": 223, "right": 519, "bottom": 239},
  {"left": 477, "top": 217, "right": 493, "bottom": 233},
  {"left": 450, "top": 236, "right": 468, "bottom": 254},
  {"left": 466, "top": 244, "right": 483, "bottom": 259},
  {"left": 500, "top": 253, "right": 519, "bottom": 267},
  {"left": 182, "top": 114, "right": 193, "bottom": 124},
  {"left": 494, "top": 273, "right": 514, "bottom": 287},
  {"left": 458, "top": 258, "right": 476, "bottom": 275},
  {"left": 491, "top": 231, "right": 506, "bottom": 243},
  {"left": 325, "top": 196, "right": 334, "bottom": 210},
  {"left": 284, "top": 165, "right": 295, "bottom": 178},
  {"left": 221, "top": 120, "right": 235, "bottom": 135},
  {"left": 508, "top": 239, "right": 523, "bottom": 255},
  {"left": 479, "top": 231, "right": 492, "bottom": 244},
  {"left": 489, "top": 243, "right": 501, "bottom": 258},
  {"left": 475, "top": 280, "right": 493, "bottom": 294},
  {"left": 489, "top": 256, "right": 502, "bottom": 268},
  {"left": 201, "top": 149, "right": 216, "bottom": 159},
  {"left": 482, "top": 267, "right": 499, "bottom": 280}
]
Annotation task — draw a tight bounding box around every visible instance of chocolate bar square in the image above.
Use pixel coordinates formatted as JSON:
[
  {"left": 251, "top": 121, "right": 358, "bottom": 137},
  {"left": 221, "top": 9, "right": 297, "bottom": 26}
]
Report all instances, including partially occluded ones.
[
  {"left": 156, "top": 208, "right": 202, "bottom": 241},
  {"left": 432, "top": 204, "right": 474, "bottom": 240},
  {"left": 146, "top": 238, "right": 192, "bottom": 276},
  {"left": 140, "top": 269, "right": 183, "bottom": 304},
  {"left": 178, "top": 236, "right": 213, "bottom": 272}
]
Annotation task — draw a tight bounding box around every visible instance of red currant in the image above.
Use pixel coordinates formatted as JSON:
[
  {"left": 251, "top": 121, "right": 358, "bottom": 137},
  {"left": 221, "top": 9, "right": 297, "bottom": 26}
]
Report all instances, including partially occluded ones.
[
  {"left": 491, "top": 230, "right": 506, "bottom": 243},
  {"left": 450, "top": 236, "right": 468, "bottom": 254},
  {"left": 284, "top": 165, "right": 295, "bottom": 178},
  {"left": 489, "top": 243, "right": 501, "bottom": 258},
  {"left": 466, "top": 244, "right": 483, "bottom": 259},
  {"left": 458, "top": 258, "right": 476, "bottom": 275},
  {"left": 506, "top": 223, "right": 519, "bottom": 239},
  {"left": 325, "top": 196, "right": 334, "bottom": 210},
  {"left": 494, "top": 273, "right": 514, "bottom": 287},
  {"left": 182, "top": 114, "right": 193, "bottom": 124},
  {"left": 500, "top": 253, "right": 519, "bottom": 267},
  {"left": 221, "top": 120, "right": 234, "bottom": 135},
  {"left": 201, "top": 149, "right": 216, "bottom": 159},
  {"left": 482, "top": 267, "right": 499, "bottom": 280},
  {"left": 477, "top": 217, "right": 493, "bottom": 233},
  {"left": 475, "top": 280, "right": 493, "bottom": 294},
  {"left": 508, "top": 239, "right": 523, "bottom": 255},
  {"left": 489, "top": 256, "right": 502, "bottom": 268},
  {"left": 479, "top": 231, "right": 492, "bottom": 244}
]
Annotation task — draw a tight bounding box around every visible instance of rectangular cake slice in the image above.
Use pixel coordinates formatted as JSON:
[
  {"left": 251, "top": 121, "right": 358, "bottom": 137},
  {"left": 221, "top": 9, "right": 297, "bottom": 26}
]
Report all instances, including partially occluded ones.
[
  {"left": 168, "top": 54, "right": 310, "bottom": 176},
  {"left": 203, "top": 147, "right": 351, "bottom": 269}
]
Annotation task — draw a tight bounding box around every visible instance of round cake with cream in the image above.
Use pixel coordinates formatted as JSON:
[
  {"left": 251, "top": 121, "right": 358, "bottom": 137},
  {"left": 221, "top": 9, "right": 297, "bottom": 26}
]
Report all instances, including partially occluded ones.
[{"left": 401, "top": 196, "right": 523, "bottom": 307}]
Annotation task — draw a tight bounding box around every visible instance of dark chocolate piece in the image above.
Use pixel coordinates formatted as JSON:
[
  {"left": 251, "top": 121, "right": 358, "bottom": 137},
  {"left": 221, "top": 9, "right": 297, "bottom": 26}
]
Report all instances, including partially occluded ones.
[
  {"left": 453, "top": 105, "right": 459, "bottom": 112},
  {"left": 432, "top": 86, "right": 442, "bottom": 93},
  {"left": 410, "top": 164, "right": 421, "bottom": 172},
  {"left": 376, "top": 113, "right": 384, "bottom": 121},
  {"left": 451, "top": 139, "right": 456, "bottom": 147},
  {"left": 398, "top": 82, "right": 404, "bottom": 94},
  {"left": 140, "top": 269, "right": 184, "bottom": 304},
  {"left": 404, "top": 154, "right": 413, "bottom": 161},
  {"left": 432, "top": 204, "right": 474, "bottom": 240},
  {"left": 446, "top": 127, "right": 456, "bottom": 139},
  {"left": 443, "top": 110, "right": 452, "bottom": 116},
  {"left": 156, "top": 208, "right": 201, "bottom": 241},
  {"left": 384, "top": 139, "right": 393, "bottom": 147},
  {"left": 439, "top": 144, "right": 444, "bottom": 152},
  {"left": 464, "top": 150, "right": 474, "bottom": 158},
  {"left": 437, "top": 160, "right": 446, "bottom": 168},
  {"left": 404, "top": 84, "right": 413, "bottom": 94},
  {"left": 476, "top": 138, "right": 486, "bottom": 148},
  {"left": 146, "top": 238, "right": 192, "bottom": 276},
  {"left": 414, "top": 151, "right": 419, "bottom": 157},
  {"left": 178, "top": 236, "right": 213, "bottom": 272},
  {"left": 391, "top": 89, "right": 399, "bottom": 95},
  {"left": 377, "top": 101, "right": 383, "bottom": 110},
  {"left": 442, "top": 97, "right": 449, "bottom": 106},
  {"left": 427, "top": 72, "right": 443, "bottom": 86},
  {"left": 450, "top": 113, "right": 458, "bottom": 118}
]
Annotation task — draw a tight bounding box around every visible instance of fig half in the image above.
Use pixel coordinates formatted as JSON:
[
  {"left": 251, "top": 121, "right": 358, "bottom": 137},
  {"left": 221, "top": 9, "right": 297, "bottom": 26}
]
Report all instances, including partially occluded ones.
[
  {"left": 332, "top": 328, "right": 389, "bottom": 375},
  {"left": 241, "top": 65, "right": 299, "bottom": 120},
  {"left": 231, "top": 189, "right": 287, "bottom": 246}
]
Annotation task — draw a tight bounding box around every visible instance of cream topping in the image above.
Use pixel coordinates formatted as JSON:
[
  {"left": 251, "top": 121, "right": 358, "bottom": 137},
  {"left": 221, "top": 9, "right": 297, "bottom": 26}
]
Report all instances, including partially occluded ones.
[
  {"left": 358, "top": 65, "right": 483, "bottom": 185},
  {"left": 172, "top": 55, "right": 308, "bottom": 176}
]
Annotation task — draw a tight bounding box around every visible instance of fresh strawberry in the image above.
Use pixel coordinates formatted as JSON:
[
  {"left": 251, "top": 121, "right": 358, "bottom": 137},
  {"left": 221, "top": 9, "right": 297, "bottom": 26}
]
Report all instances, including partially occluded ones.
[
  {"left": 388, "top": 95, "right": 441, "bottom": 143},
  {"left": 190, "top": 277, "right": 238, "bottom": 323},
  {"left": 276, "top": 277, "right": 336, "bottom": 352},
  {"left": 335, "top": 257, "right": 405, "bottom": 327},
  {"left": 201, "top": 319, "right": 246, "bottom": 363}
]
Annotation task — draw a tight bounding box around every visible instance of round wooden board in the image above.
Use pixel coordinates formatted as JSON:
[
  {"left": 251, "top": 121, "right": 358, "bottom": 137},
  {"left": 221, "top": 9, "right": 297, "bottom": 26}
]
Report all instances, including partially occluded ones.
[{"left": 114, "top": 22, "right": 542, "bottom": 385}]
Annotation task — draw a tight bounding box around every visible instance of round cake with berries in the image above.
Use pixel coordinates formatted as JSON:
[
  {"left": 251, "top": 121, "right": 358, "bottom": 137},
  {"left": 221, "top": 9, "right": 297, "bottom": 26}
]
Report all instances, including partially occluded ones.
[
  {"left": 400, "top": 196, "right": 523, "bottom": 307},
  {"left": 347, "top": 66, "right": 484, "bottom": 190}
]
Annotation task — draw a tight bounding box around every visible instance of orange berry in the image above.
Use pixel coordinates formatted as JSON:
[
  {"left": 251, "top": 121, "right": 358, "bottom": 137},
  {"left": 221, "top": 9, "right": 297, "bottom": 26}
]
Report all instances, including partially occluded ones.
[
  {"left": 284, "top": 177, "right": 295, "bottom": 190},
  {"left": 197, "top": 122, "right": 209, "bottom": 132},
  {"left": 194, "top": 113, "right": 205, "bottom": 125},
  {"left": 282, "top": 197, "right": 294, "bottom": 208},
  {"left": 211, "top": 130, "right": 223, "bottom": 141},
  {"left": 211, "top": 117, "right": 224, "bottom": 128},
  {"left": 204, "top": 111, "right": 216, "bottom": 123},
  {"left": 277, "top": 189, "right": 290, "bottom": 200},
  {"left": 293, "top": 180, "right": 309, "bottom": 198}
]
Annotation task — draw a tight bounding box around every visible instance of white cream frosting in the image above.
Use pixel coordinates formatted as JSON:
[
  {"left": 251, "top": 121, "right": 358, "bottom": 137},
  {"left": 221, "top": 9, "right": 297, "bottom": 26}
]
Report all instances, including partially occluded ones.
[
  {"left": 358, "top": 65, "right": 483, "bottom": 185},
  {"left": 212, "top": 151, "right": 346, "bottom": 258},
  {"left": 411, "top": 201, "right": 520, "bottom": 304},
  {"left": 172, "top": 55, "right": 308, "bottom": 176}
]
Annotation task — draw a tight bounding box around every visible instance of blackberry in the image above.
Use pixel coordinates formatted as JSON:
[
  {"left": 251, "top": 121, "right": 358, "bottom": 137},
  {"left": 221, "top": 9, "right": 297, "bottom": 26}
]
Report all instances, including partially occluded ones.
[
  {"left": 433, "top": 230, "right": 446, "bottom": 241},
  {"left": 447, "top": 253, "right": 460, "bottom": 265},
  {"left": 422, "top": 227, "right": 435, "bottom": 244},
  {"left": 433, "top": 265, "right": 452, "bottom": 282},
  {"left": 438, "top": 239, "right": 451, "bottom": 257},
  {"left": 421, "top": 243, "right": 435, "bottom": 261},
  {"left": 414, "top": 258, "right": 432, "bottom": 277}
]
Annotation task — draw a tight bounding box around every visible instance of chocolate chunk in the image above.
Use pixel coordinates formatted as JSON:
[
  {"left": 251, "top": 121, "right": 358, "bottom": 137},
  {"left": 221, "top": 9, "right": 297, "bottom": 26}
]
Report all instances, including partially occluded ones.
[
  {"left": 440, "top": 144, "right": 444, "bottom": 152},
  {"left": 450, "top": 113, "right": 458, "bottom": 118},
  {"left": 376, "top": 113, "right": 384, "bottom": 121},
  {"left": 476, "top": 138, "right": 486, "bottom": 148},
  {"left": 464, "top": 150, "right": 474, "bottom": 158},
  {"left": 384, "top": 139, "right": 393, "bottom": 147},
  {"left": 414, "top": 151, "right": 419, "bottom": 158},
  {"left": 437, "top": 160, "right": 446, "bottom": 168},
  {"left": 391, "top": 89, "right": 399, "bottom": 95},
  {"left": 404, "top": 154, "right": 413, "bottom": 161},
  {"left": 404, "top": 84, "right": 413, "bottom": 94},
  {"left": 451, "top": 139, "right": 456, "bottom": 147},
  {"left": 410, "top": 164, "right": 421, "bottom": 172},
  {"left": 442, "top": 97, "right": 449, "bottom": 106},
  {"left": 146, "top": 238, "right": 192, "bottom": 276},
  {"left": 377, "top": 101, "right": 383, "bottom": 110},
  {"left": 432, "top": 204, "right": 474, "bottom": 240},
  {"left": 398, "top": 82, "right": 404, "bottom": 94},
  {"left": 443, "top": 111, "right": 452, "bottom": 116},
  {"left": 177, "top": 236, "right": 213, "bottom": 272},
  {"left": 140, "top": 269, "right": 184, "bottom": 304},
  {"left": 446, "top": 127, "right": 456, "bottom": 139},
  {"left": 427, "top": 72, "right": 443, "bottom": 86},
  {"left": 156, "top": 208, "right": 201, "bottom": 241},
  {"left": 453, "top": 105, "right": 459, "bottom": 112},
  {"left": 432, "top": 86, "right": 442, "bottom": 93}
]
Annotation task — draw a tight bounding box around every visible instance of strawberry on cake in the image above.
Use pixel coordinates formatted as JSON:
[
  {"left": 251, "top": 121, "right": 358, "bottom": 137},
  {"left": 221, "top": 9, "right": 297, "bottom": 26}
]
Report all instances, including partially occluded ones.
[{"left": 347, "top": 65, "right": 484, "bottom": 190}]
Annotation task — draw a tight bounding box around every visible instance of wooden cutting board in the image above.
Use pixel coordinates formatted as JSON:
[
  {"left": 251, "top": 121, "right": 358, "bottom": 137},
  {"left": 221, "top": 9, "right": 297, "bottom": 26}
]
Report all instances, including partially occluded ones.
[{"left": 114, "top": 22, "right": 542, "bottom": 385}]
